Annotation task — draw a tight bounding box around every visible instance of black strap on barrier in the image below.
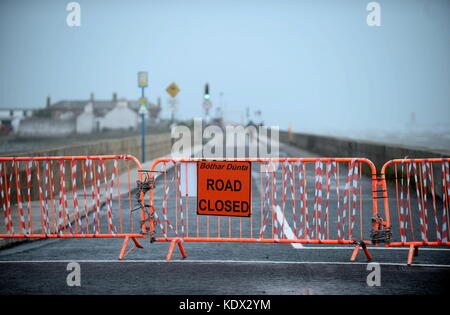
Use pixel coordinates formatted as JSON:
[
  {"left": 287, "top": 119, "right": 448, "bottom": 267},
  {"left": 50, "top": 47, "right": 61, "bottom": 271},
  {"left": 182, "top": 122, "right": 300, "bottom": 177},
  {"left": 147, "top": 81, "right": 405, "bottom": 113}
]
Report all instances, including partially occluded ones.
[
  {"left": 370, "top": 215, "right": 392, "bottom": 244},
  {"left": 135, "top": 170, "right": 157, "bottom": 242},
  {"left": 372, "top": 189, "right": 387, "bottom": 199}
]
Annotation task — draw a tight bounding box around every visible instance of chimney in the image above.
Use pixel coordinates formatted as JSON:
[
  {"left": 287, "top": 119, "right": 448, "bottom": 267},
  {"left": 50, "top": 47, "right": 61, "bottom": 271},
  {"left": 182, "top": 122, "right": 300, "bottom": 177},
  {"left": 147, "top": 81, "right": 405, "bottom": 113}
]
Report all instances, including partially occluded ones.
[
  {"left": 113, "top": 92, "right": 117, "bottom": 102},
  {"left": 90, "top": 92, "right": 94, "bottom": 102},
  {"left": 46, "top": 96, "right": 51, "bottom": 108}
]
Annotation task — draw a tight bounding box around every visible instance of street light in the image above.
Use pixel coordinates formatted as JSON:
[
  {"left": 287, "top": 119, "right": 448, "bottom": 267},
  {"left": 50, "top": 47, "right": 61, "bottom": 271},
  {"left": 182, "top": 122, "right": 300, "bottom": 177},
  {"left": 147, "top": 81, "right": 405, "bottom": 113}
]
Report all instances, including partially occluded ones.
[{"left": 204, "top": 83, "right": 210, "bottom": 100}]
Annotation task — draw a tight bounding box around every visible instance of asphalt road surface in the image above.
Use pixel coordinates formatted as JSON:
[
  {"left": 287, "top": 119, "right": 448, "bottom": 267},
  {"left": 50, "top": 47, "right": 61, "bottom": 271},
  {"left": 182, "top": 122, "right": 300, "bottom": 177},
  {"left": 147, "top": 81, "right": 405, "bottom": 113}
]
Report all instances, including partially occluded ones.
[{"left": 1, "top": 141, "right": 449, "bottom": 295}]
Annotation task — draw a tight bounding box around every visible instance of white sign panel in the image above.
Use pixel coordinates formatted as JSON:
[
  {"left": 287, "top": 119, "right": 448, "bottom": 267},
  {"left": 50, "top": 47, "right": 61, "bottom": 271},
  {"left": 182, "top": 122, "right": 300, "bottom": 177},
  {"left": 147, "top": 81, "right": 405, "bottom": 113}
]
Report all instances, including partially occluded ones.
[{"left": 179, "top": 162, "right": 197, "bottom": 196}]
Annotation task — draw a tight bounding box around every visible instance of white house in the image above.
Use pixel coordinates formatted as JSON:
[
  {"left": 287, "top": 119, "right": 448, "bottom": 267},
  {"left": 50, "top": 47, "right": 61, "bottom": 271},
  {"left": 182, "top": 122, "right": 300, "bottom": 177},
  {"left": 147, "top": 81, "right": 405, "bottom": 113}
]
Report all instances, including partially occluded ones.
[
  {"left": 101, "top": 99, "right": 138, "bottom": 131},
  {"left": 15, "top": 93, "right": 161, "bottom": 136},
  {"left": 76, "top": 102, "right": 95, "bottom": 134},
  {"left": 0, "top": 108, "right": 33, "bottom": 132}
]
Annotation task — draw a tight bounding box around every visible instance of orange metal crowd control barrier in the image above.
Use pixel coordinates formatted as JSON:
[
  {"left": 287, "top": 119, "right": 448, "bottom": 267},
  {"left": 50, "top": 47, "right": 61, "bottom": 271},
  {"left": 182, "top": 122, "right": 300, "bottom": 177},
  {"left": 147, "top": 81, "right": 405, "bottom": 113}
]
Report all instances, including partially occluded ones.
[
  {"left": 4, "top": 154, "right": 447, "bottom": 265},
  {"left": 0, "top": 155, "right": 147, "bottom": 259},
  {"left": 379, "top": 158, "right": 450, "bottom": 264},
  {"left": 147, "top": 158, "right": 380, "bottom": 261}
]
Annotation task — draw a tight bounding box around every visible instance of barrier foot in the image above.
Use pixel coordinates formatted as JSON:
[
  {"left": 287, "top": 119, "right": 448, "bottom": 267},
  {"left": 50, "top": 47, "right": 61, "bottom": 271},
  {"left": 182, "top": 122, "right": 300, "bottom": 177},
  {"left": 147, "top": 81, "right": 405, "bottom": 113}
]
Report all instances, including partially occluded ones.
[
  {"left": 131, "top": 237, "right": 144, "bottom": 249},
  {"left": 119, "top": 237, "right": 130, "bottom": 260},
  {"left": 119, "top": 236, "right": 144, "bottom": 260},
  {"left": 350, "top": 244, "right": 360, "bottom": 262},
  {"left": 178, "top": 240, "right": 187, "bottom": 259},
  {"left": 361, "top": 241, "right": 372, "bottom": 260},
  {"left": 350, "top": 241, "right": 372, "bottom": 262},
  {"left": 166, "top": 238, "right": 187, "bottom": 261},
  {"left": 407, "top": 244, "right": 417, "bottom": 266}
]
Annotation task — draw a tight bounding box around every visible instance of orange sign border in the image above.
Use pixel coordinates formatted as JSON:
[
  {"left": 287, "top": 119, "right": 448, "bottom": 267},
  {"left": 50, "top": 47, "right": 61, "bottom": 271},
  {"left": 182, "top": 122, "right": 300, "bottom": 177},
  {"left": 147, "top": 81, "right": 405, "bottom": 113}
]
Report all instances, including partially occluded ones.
[{"left": 196, "top": 160, "right": 252, "bottom": 217}]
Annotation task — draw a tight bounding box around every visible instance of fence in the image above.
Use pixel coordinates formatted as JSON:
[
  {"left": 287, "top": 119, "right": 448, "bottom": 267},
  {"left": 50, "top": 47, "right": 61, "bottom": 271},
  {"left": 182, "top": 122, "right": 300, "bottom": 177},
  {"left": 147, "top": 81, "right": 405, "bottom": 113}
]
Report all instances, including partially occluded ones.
[
  {"left": 0, "top": 155, "right": 146, "bottom": 259},
  {"left": 379, "top": 158, "right": 450, "bottom": 264},
  {"left": 147, "top": 158, "right": 379, "bottom": 261},
  {"left": 1, "top": 155, "right": 449, "bottom": 265}
]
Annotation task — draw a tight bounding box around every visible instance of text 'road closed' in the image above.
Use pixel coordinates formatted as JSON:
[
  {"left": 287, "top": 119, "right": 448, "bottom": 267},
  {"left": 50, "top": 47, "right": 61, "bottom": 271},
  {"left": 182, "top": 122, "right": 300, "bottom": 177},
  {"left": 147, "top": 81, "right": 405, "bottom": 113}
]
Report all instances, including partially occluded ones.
[{"left": 197, "top": 161, "right": 251, "bottom": 217}]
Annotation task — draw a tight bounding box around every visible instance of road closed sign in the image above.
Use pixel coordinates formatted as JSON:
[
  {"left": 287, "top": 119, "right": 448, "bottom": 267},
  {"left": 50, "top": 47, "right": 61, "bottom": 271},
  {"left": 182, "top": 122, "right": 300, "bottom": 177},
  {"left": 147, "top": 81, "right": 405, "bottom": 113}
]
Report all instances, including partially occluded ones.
[{"left": 197, "top": 161, "right": 251, "bottom": 217}]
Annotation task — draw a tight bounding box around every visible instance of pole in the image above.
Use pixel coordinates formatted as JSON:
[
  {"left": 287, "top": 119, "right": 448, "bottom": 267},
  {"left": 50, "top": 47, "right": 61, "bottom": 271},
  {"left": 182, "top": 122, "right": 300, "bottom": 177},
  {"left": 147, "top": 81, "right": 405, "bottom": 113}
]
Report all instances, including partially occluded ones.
[
  {"left": 141, "top": 87, "right": 146, "bottom": 162},
  {"left": 141, "top": 112, "right": 145, "bottom": 162},
  {"left": 170, "top": 99, "right": 174, "bottom": 124}
]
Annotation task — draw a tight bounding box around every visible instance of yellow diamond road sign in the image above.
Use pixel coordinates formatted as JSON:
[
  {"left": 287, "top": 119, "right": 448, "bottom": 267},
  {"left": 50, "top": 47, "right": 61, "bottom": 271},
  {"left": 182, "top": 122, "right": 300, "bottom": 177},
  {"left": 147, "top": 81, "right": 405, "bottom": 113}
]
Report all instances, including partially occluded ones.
[{"left": 166, "top": 82, "right": 180, "bottom": 98}]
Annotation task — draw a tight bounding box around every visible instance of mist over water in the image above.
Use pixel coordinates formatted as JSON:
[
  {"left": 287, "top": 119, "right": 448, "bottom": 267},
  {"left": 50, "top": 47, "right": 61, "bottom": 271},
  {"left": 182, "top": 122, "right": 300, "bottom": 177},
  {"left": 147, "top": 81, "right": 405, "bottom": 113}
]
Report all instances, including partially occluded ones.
[
  {"left": 292, "top": 119, "right": 450, "bottom": 152},
  {"left": 325, "top": 126, "right": 450, "bottom": 152}
]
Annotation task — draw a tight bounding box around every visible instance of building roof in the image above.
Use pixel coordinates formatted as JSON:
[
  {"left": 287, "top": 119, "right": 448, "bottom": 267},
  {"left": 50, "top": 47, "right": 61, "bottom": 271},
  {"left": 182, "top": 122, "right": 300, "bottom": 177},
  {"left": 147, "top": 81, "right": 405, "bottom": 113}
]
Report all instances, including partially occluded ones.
[
  {"left": 47, "top": 95, "right": 161, "bottom": 119},
  {"left": 50, "top": 100, "right": 115, "bottom": 116}
]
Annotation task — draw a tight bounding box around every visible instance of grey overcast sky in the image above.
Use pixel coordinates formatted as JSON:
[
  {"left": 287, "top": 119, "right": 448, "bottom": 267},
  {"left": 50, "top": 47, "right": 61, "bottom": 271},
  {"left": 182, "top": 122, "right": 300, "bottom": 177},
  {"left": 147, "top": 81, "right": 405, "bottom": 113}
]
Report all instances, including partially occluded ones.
[{"left": 0, "top": 0, "right": 449, "bottom": 134}]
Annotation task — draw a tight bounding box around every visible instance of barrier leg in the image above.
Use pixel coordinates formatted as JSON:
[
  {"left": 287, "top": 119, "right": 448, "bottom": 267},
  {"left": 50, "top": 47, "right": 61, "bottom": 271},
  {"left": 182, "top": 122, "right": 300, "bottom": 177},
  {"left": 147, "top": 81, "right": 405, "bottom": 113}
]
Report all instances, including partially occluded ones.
[
  {"left": 350, "top": 243, "right": 360, "bottom": 262},
  {"left": 166, "top": 238, "right": 187, "bottom": 261},
  {"left": 119, "top": 236, "right": 144, "bottom": 260},
  {"left": 361, "top": 242, "right": 372, "bottom": 260},
  {"left": 177, "top": 240, "right": 187, "bottom": 259},
  {"left": 350, "top": 241, "right": 372, "bottom": 262},
  {"left": 407, "top": 244, "right": 417, "bottom": 265},
  {"left": 119, "top": 237, "right": 130, "bottom": 260},
  {"left": 131, "top": 237, "right": 144, "bottom": 249}
]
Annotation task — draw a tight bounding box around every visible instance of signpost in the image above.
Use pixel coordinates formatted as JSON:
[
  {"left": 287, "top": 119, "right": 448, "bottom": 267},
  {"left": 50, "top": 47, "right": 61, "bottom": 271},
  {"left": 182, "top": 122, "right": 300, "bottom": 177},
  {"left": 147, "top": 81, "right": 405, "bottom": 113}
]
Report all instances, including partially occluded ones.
[
  {"left": 138, "top": 72, "right": 148, "bottom": 89},
  {"left": 196, "top": 161, "right": 252, "bottom": 217},
  {"left": 138, "top": 72, "right": 148, "bottom": 162},
  {"left": 166, "top": 82, "right": 180, "bottom": 98},
  {"left": 166, "top": 82, "right": 180, "bottom": 123}
]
